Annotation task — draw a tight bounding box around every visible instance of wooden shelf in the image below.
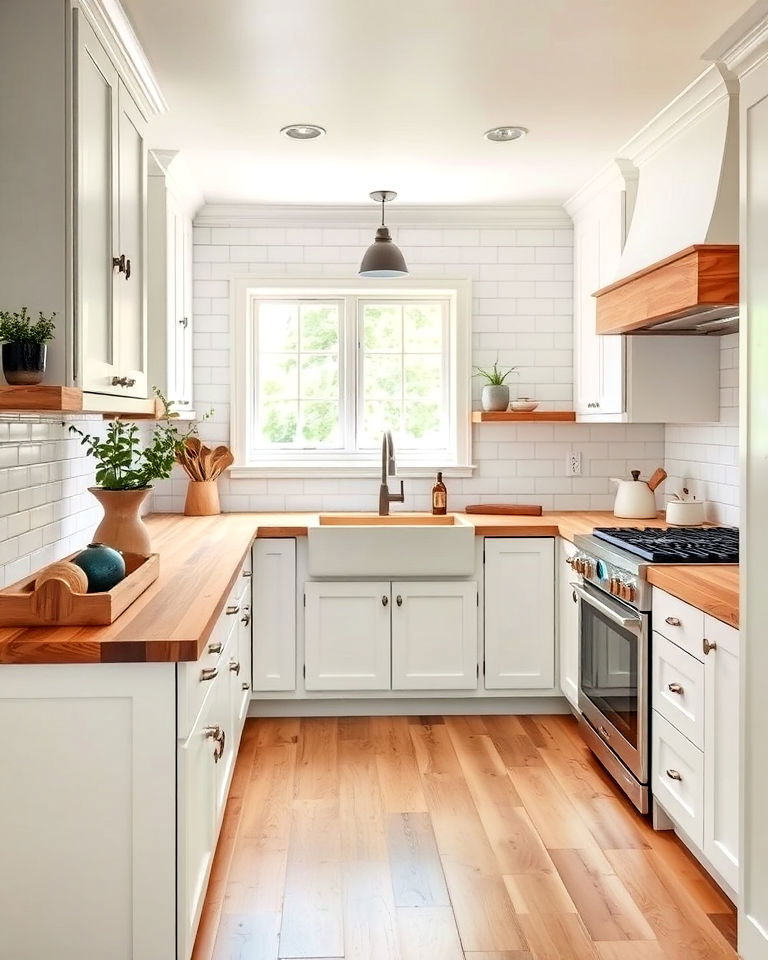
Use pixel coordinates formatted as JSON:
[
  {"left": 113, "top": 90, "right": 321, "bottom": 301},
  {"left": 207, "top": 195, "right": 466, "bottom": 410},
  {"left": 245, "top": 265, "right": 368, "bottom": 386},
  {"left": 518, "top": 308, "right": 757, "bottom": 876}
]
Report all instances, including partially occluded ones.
[
  {"left": 472, "top": 410, "right": 577, "bottom": 423},
  {"left": 0, "top": 386, "right": 194, "bottom": 420}
]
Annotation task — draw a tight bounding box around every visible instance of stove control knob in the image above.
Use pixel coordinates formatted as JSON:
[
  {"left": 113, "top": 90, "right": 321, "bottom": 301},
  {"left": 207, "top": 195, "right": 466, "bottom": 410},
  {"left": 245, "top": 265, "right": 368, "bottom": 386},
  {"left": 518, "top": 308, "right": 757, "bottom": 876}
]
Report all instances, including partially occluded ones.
[
  {"left": 583, "top": 560, "right": 595, "bottom": 578},
  {"left": 595, "top": 559, "right": 607, "bottom": 581},
  {"left": 574, "top": 557, "right": 585, "bottom": 575},
  {"left": 608, "top": 577, "right": 618, "bottom": 595},
  {"left": 624, "top": 582, "right": 636, "bottom": 603}
]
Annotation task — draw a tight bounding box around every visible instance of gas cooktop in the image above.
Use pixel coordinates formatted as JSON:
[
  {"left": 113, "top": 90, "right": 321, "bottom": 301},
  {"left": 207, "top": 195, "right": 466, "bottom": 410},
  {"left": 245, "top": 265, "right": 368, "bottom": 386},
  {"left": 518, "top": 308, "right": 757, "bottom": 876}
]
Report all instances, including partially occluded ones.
[{"left": 591, "top": 526, "right": 739, "bottom": 564}]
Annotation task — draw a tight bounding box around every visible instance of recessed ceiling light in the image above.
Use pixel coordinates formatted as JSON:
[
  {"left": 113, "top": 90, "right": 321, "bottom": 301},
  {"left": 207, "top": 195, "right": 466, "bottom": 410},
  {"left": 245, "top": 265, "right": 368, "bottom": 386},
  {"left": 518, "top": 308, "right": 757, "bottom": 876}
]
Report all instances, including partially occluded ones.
[
  {"left": 280, "top": 123, "right": 326, "bottom": 140},
  {"left": 484, "top": 125, "right": 528, "bottom": 142}
]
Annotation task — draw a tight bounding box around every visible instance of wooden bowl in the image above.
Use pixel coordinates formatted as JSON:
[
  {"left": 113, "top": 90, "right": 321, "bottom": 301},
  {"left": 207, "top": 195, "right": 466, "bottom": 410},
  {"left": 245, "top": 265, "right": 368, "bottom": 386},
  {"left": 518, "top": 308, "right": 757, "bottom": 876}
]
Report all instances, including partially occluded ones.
[{"left": 36, "top": 561, "right": 89, "bottom": 595}]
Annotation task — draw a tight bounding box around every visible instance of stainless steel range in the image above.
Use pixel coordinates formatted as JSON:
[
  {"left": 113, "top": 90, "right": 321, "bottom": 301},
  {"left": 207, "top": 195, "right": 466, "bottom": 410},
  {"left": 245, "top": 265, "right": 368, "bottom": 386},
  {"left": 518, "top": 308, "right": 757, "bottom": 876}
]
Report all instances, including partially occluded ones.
[{"left": 570, "top": 526, "right": 739, "bottom": 813}]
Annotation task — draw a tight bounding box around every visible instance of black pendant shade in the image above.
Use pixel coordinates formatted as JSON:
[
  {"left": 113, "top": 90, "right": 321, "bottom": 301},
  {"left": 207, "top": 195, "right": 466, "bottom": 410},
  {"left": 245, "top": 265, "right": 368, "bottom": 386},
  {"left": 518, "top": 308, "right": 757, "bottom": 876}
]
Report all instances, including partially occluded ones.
[{"left": 359, "top": 191, "right": 409, "bottom": 278}]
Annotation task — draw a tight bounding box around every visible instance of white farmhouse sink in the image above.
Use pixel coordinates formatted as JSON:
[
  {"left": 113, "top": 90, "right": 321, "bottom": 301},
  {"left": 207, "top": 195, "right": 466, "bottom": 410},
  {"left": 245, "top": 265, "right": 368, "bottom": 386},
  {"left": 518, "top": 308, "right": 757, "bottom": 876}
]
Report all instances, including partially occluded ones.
[{"left": 308, "top": 514, "right": 476, "bottom": 577}]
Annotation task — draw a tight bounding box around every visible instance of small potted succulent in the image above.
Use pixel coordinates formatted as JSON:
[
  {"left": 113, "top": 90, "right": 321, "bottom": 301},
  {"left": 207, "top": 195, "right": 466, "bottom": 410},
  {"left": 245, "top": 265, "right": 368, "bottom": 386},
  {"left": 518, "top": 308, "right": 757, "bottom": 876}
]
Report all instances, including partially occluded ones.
[
  {"left": 70, "top": 392, "right": 210, "bottom": 556},
  {"left": 474, "top": 361, "right": 518, "bottom": 411},
  {"left": 0, "top": 307, "right": 56, "bottom": 385}
]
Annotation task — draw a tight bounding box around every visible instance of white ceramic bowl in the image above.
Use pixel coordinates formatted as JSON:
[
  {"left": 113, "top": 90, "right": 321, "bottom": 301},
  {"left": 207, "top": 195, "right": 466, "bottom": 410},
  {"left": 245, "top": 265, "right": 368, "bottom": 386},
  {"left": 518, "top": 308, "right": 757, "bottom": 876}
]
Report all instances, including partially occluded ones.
[
  {"left": 665, "top": 500, "right": 706, "bottom": 526},
  {"left": 510, "top": 398, "right": 539, "bottom": 412}
]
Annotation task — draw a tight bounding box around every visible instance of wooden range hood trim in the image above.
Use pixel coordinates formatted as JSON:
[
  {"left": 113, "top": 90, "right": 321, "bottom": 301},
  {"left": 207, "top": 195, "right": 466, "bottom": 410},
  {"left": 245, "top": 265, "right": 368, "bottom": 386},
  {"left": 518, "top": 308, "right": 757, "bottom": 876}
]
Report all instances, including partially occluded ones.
[{"left": 594, "top": 244, "right": 739, "bottom": 334}]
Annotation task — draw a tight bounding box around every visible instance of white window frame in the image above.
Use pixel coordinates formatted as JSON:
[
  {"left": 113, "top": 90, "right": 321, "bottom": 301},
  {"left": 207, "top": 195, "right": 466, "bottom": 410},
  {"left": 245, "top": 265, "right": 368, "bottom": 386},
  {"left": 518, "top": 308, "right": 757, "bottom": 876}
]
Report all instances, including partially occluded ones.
[{"left": 230, "top": 276, "right": 473, "bottom": 478}]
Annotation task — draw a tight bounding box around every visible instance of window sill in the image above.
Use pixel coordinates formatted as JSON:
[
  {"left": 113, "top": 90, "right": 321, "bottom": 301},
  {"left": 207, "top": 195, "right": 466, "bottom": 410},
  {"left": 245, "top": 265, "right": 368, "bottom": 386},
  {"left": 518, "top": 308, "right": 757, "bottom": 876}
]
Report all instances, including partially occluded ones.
[{"left": 229, "top": 463, "right": 476, "bottom": 479}]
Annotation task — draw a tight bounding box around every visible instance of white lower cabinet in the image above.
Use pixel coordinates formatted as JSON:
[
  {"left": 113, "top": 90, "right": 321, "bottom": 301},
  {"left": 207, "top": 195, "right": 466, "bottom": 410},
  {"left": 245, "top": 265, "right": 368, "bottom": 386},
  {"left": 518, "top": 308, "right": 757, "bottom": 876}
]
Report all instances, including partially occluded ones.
[
  {"left": 391, "top": 580, "right": 478, "bottom": 690},
  {"left": 304, "top": 581, "right": 392, "bottom": 690},
  {"left": 651, "top": 588, "right": 740, "bottom": 893},
  {"left": 484, "top": 538, "right": 556, "bottom": 689},
  {"left": 231, "top": 581, "right": 252, "bottom": 731},
  {"left": 557, "top": 538, "right": 580, "bottom": 708},
  {"left": 252, "top": 539, "right": 297, "bottom": 691}
]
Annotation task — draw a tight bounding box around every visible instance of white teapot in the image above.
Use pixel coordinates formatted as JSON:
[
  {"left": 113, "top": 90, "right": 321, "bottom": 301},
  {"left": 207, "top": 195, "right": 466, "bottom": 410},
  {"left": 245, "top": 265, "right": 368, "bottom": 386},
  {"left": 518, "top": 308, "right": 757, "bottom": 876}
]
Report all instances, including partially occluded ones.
[{"left": 611, "top": 469, "right": 664, "bottom": 519}]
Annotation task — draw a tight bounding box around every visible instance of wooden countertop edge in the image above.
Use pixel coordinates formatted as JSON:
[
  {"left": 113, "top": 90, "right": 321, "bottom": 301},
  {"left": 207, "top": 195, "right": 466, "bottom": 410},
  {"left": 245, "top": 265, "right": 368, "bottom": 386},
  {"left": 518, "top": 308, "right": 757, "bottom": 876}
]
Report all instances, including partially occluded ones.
[{"left": 647, "top": 565, "right": 740, "bottom": 628}]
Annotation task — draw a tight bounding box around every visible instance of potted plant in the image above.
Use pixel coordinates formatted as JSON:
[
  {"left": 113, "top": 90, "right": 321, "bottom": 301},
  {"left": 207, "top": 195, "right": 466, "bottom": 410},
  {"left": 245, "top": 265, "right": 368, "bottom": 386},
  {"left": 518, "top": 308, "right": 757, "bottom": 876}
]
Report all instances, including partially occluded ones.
[
  {"left": 474, "top": 361, "right": 518, "bottom": 411},
  {"left": 70, "top": 392, "right": 209, "bottom": 556},
  {"left": 0, "top": 307, "right": 56, "bottom": 385}
]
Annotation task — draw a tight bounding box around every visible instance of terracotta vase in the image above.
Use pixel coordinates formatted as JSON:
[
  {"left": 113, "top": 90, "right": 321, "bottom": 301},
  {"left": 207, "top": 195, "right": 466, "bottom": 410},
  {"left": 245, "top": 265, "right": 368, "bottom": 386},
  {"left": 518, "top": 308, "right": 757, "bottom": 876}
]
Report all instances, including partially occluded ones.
[
  {"left": 88, "top": 487, "right": 153, "bottom": 556},
  {"left": 184, "top": 480, "right": 221, "bottom": 517}
]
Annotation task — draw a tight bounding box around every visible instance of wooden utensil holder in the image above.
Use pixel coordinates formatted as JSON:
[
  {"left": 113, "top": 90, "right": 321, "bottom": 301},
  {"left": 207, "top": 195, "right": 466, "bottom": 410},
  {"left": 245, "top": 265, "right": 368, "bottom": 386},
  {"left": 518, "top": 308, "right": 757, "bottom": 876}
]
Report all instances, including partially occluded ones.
[
  {"left": 0, "top": 552, "right": 160, "bottom": 627},
  {"left": 184, "top": 480, "right": 221, "bottom": 516}
]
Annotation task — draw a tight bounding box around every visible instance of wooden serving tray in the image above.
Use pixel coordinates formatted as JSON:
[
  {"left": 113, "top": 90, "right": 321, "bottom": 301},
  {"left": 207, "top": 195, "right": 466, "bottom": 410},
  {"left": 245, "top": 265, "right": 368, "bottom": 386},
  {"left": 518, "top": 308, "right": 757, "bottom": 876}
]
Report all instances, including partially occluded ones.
[{"left": 0, "top": 552, "right": 160, "bottom": 627}]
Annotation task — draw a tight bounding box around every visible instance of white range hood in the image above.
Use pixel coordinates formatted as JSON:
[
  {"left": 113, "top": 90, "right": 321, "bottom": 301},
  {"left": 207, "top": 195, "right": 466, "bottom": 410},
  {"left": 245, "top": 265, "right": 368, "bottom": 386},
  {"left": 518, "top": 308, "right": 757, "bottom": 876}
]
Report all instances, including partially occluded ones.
[{"left": 595, "top": 64, "right": 740, "bottom": 335}]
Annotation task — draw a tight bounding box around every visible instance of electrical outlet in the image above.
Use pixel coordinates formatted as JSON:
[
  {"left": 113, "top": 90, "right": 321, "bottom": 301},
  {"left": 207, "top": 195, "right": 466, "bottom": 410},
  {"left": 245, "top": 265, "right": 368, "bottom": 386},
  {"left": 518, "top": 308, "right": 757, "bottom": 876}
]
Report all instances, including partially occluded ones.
[{"left": 567, "top": 451, "right": 582, "bottom": 476}]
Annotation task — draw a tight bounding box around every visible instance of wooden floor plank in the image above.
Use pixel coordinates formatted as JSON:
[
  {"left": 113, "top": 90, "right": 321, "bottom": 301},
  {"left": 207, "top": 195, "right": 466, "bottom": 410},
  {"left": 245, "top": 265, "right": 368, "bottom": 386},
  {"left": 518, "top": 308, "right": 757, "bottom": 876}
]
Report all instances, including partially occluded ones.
[
  {"left": 386, "top": 812, "right": 450, "bottom": 907},
  {"left": 396, "top": 906, "right": 464, "bottom": 960},
  {"left": 193, "top": 717, "right": 738, "bottom": 960},
  {"left": 549, "top": 848, "right": 655, "bottom": 942}
]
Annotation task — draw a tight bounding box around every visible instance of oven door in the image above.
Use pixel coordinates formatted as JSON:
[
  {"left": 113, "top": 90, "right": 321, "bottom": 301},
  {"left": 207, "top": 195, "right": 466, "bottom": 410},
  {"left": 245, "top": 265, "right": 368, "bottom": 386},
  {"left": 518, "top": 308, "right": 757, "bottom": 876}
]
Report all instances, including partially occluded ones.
[{"left": 573, "top": 581, "right": 649, "bottom": 783}]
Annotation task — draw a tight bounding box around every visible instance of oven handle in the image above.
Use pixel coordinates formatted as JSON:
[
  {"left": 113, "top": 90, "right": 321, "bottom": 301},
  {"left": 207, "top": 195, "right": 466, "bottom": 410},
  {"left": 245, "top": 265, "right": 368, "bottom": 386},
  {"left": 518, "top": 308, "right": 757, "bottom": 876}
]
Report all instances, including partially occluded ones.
[{"left": 570, "top": 582, "right": 643, "bottom": 634}]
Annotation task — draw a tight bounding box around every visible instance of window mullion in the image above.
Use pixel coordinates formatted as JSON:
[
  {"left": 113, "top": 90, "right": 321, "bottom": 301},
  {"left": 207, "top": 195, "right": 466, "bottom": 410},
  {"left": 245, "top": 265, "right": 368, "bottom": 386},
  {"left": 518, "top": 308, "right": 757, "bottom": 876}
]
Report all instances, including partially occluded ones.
[{"left": 344, "top": 295, "right": 357, "bottom": 454}]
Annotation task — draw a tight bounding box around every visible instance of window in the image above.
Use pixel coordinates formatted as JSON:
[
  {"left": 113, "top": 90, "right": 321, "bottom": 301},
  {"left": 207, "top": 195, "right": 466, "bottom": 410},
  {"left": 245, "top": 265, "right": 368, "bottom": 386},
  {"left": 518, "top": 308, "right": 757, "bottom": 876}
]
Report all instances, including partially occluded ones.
[{"left": 232, "top": 279, "right": 471, "bottom": 477}]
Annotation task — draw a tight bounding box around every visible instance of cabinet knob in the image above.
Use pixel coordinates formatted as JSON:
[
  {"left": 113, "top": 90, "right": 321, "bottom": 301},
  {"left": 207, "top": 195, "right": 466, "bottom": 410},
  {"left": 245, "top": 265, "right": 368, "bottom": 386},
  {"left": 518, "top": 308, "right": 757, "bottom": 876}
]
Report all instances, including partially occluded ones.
[
  {"left": 111, "top": 253, "right": 131, "bottom": 279},
  {"left": 229, "top": 658, "right": 241, "bottom": 676},
  {"left": 241, "top": 612, "right": 251, "bottom": 626},
  {"left": 226, "top": 604, "right": 240, "bottom": 615},
  {"left": 241, "top": 681, "right": 250, "bottom": 691},
  {"left": 242, "top": 570, "right": 252, "bottom": 578},
  {"left": 703, "top": 637, "right": 717, "bottom": 656},
  {"left": 667, "top": 682, "right": 684, "bottom": 695},
  {"left": 665, "top": 768, "right": 682, "bottom": 782},
  {"left": 208, "top": 641, "right": 223, "bottom": 655},
  {"left": 200, "top": 667, "right": 218, "bottom": 682},
  {"left": 204, "top": 725, "right": 225, "bottom": 762},
  {"left": 665, "top": 616, "right": 681, "bottom": 627},
  {"left": 396, "top": 594, "right": 403, "bottom": 607},
  {"left": 110, "top": 375, "right": 137, "bottom": 388},
  {"left": 381, "top": 595, "right": 388, "bottom": 606}
]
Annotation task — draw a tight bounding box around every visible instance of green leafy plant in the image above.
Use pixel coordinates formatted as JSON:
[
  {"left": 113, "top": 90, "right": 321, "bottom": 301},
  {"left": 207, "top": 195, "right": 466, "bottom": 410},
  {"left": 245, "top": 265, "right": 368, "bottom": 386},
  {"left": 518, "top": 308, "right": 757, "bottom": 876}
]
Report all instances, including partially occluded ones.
[
  {"left": 473, "top": 361, "right": 518, "bottom": 386},
  {"left": 0, "top": 307, "right": 56, "bottom": 344},
  {"left": 70, "top": 390, "right": 213, "bottom": 490}
]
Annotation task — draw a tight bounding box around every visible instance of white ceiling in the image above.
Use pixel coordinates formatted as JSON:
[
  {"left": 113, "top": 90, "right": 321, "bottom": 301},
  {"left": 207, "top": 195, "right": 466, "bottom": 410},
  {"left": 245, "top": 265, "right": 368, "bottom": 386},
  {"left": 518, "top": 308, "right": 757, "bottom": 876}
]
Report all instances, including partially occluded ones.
[{"left": 123, "top": 0, "right": 752, "bottom": 206}]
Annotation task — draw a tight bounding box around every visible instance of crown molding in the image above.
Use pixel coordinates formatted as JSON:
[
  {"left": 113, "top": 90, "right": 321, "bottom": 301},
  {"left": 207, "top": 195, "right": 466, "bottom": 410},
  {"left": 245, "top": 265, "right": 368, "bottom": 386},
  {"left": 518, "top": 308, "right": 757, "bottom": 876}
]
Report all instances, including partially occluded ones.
[
  {"left": 563, "top": 158, "right": 638, "bottom": 219},
  {"left": 194, "top": 203, "right": 571, "bottom": 229},
  {"left": 616, "top": 63, "right": 736, "bottom": 167},
  {"left": 148, "top": 150, "right": 205, "bottom": 217},
  {"left": 703, "top": 3, "right": 768, "bottom": 80},
  {"left": 77, "top": 0, "right": 167, "bottom": 117}
]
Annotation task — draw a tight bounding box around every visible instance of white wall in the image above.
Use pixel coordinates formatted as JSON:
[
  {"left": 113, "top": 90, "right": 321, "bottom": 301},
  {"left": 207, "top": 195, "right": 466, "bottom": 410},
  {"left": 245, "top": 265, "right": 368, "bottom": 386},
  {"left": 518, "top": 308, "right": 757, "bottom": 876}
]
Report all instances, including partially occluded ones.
[
  {"left": 151, "top": 212, "right": 665, "bottom": 513},
  {"left": 0, "top": 415, "right": 104, "bottom": 588},
  {"left": 664, "top": 333, "right": 739, "bottom": 525}
]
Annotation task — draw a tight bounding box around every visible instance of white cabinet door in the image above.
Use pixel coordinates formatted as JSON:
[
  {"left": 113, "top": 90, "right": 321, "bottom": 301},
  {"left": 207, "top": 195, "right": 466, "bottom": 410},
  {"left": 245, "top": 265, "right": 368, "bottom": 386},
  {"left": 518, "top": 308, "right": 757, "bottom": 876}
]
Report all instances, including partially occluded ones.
[
  {"left": 76, "top": 13, "right": 119, "bottom": 393},
  {"left": 304, "top": 581, "right": 391, "bottom": 691},
  {"left": 484, "top": 538, "right": 556, "bottom": 689},
  {"left": 557, "top": 539, "right": 580, "bottom": 709},
  {"left": 252, "top": 539, "right": 296, "bottom": 692},
  {"left": 391, "top": 581, "right": 478, "bottom": 690},
  {"left": 115, "top": 80, "right": 147, "bottom": 398},
  {"left": 703, "top": 616, "right": 740, "bottom": 892},
  {"left": 231, "top": 581, "right": 252, "bottom": 733}
]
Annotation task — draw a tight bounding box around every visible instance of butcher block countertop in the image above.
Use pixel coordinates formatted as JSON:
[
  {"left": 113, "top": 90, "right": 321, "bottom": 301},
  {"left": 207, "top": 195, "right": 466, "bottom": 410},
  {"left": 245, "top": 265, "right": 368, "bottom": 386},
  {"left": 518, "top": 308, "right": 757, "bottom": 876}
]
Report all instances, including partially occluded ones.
[
  {"left": 0, "top": 511, "right": 738, "bottom": 664},
  {"left": 647, "top": 564, "right": 740, "bottom": 628}
]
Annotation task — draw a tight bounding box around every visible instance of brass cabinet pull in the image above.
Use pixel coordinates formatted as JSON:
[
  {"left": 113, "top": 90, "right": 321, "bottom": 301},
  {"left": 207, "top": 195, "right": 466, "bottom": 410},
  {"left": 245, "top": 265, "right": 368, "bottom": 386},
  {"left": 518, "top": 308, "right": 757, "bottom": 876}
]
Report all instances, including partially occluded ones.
[
  {"left": 204, "top": 725, "right": 225, "bottom": 762},
  {"left": 200, "top": 667, "right": 218, "bottom": 682},
  {"left": 665, "top": 616, "right": 681, "bottom": 627},
  {"left": 229, "top": 658, "right": 241, "bottom": 676},
  {"left": 666, "top": 768, "right": 683, "bottom": 782},
  {"left": 382, "top": 595, "right": 388, "bottom": 606},
  {"left": 667, "top": 682, "right": 684, "bottom": 695},
  {"left": 396, "top": 594, "right": 403, "bottom": 607},
  {"left": 226, "top": 604, "right": 240, "bottom": 615},
  {"left": 208, "top": 641, "right": 223, "bottom": 654},
  {"left": 703, "top": 637, "right": 717, "bottom": 655}
]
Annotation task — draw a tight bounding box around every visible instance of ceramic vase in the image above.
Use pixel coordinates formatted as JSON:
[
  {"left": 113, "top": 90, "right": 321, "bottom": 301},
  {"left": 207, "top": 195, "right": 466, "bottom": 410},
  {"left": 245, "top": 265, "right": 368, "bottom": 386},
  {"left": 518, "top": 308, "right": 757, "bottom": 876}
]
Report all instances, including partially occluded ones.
[
  {"left": 481, "top": 384, "right": 510, "bottom": 411},
  {"left": 2, "top": 342, "right": 46, "bottom": 385},
  {"left": 72, "top": 543, "right": 126, "bottom": 592},
  {"left": 184, "top": 480, "right": 221, "bottom": 517},
  {"left": 88, "top": 487, "right": 152, "bottom": 556}
]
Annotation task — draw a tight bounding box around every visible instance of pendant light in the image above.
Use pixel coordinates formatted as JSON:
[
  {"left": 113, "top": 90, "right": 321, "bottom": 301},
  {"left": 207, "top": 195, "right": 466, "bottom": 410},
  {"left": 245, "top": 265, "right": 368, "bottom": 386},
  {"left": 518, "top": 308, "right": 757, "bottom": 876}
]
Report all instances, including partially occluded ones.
[{"left": 358, "top": 190, "right": 409, "bottom": 278}]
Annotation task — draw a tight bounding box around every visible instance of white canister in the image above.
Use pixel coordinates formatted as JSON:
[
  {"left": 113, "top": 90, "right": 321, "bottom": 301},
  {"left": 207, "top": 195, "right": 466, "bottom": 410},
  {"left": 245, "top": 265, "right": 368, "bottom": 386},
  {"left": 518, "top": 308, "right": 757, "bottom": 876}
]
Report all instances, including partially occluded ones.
[{"left": 665, "top": 500, "right": 706, "bottom": 526}]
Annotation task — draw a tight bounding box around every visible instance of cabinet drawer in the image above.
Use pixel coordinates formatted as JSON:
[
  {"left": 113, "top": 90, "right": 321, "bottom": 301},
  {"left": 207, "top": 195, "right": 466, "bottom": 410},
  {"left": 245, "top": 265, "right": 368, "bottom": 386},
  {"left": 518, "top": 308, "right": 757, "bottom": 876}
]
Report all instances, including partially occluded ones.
[
  {"left": 652, "top": 631, "right": 704, "bottom": 749},
  {"left": 177, "top": 608, "right": 238, "bottom": 739},
  {"left": 652, "top": 710, "right": 704, "bottom": 848},
  {"left": 652, "top": 588, "right": 705, "bottom": 661}
]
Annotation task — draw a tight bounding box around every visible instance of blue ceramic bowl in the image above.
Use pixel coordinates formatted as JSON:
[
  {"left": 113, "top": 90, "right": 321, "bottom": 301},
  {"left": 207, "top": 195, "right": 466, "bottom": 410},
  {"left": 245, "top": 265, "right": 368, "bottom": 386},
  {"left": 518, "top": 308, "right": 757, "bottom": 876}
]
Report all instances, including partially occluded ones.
[{"left": 72, "top": 542, "right": 126, "bottom": 593}]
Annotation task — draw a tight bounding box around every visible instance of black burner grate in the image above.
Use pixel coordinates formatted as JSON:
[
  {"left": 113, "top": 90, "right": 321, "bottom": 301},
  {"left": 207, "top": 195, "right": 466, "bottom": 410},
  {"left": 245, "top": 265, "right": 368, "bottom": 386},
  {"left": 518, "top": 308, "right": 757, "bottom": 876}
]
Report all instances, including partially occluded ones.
[{"left": 592, "top": 526, "right": 739, "bottom": 563}]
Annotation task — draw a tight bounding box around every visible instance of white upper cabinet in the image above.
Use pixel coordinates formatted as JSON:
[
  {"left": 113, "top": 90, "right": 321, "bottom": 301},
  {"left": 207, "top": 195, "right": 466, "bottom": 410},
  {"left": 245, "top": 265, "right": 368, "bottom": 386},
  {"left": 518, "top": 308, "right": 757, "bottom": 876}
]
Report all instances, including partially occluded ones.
[
  {"left": 76, "top": 12, "right": 148, "bottom": 399},
  {"left": 566, "top": 161, "right": 720, "bottom": 423},
  {"left": 484, "top": 538, "right": 556, "bottom": 690},
  {"left": 147, "top": 152, "right": 200, "bottom": 409}
]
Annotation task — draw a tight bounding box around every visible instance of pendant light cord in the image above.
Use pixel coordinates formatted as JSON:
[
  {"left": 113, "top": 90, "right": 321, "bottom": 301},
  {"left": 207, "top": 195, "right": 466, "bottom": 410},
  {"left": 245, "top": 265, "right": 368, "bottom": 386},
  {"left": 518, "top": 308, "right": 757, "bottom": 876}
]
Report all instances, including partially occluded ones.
[{"left": 381, "top": 197, "right": 385, "bottom": 227}]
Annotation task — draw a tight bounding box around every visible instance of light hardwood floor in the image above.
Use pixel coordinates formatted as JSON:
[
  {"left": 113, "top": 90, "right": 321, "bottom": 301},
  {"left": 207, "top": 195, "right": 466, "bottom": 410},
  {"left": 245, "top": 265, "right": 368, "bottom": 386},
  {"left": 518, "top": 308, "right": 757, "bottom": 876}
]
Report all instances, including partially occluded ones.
[{"left": 192, "top": 715, "right": 737, "bottom": 960}]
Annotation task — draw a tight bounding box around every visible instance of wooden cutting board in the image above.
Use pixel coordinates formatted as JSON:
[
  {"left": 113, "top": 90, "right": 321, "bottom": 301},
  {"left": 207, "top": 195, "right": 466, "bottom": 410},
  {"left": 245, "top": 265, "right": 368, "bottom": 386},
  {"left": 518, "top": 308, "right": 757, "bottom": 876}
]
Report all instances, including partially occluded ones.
[{"left": 465, "top": 503, "right": 543, "bottom": 516}]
